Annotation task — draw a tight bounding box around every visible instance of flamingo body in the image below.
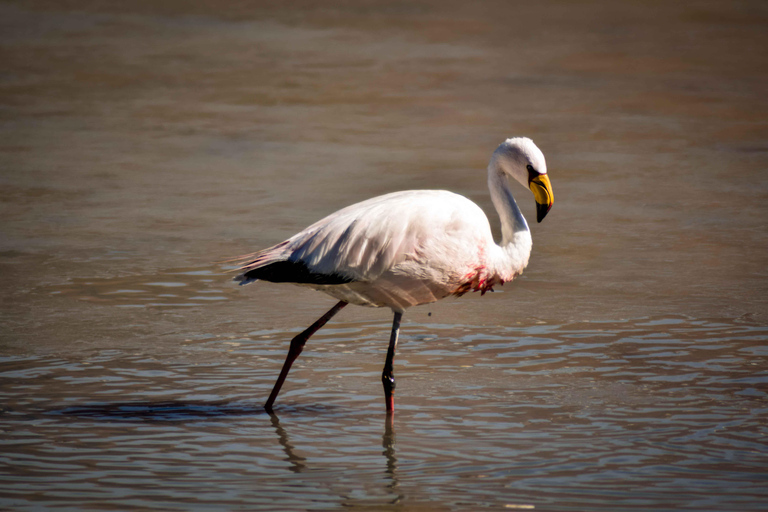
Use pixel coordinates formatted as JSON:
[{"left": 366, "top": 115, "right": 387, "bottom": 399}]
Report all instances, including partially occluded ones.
[
  {"left": 234, "top": 137, "right": 554, "bottom": 413},
  {"left": 236, "top": 189, "right": 530, "bottom": 312}
]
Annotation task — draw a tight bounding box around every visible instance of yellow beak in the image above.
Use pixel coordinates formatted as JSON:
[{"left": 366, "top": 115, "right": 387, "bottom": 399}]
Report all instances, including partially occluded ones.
[{"left": 529, "top": 174, "right": 554, "bottom": 223}]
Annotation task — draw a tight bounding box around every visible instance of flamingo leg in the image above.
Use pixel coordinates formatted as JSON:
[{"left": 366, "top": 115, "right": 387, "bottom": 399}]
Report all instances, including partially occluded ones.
[
  {"left": 382, "top": 312, "right": 403, "bottom": 414},
  {"left": 265, "top": 300, "right": 347, "bottom": 412}
]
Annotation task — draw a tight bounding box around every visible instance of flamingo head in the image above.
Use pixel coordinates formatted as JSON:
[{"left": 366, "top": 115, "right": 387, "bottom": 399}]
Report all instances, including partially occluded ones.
[{"left": 494, "top": 137, "right": 554, "bottom": 222}]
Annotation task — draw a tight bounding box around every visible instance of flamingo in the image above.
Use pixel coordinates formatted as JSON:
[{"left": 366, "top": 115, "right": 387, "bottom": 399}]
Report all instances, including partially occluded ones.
[{"left": 234, "top": 137, "right": 554, "bottom": 413}]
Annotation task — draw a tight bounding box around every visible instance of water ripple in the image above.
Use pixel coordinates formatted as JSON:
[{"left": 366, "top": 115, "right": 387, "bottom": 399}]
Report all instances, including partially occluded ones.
[{"left": 1, "top": 316, "right": 767, "bottom": 510}]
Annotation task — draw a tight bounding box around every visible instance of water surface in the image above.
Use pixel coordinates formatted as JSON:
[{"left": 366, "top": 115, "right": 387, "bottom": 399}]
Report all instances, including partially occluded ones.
[{"left": 1, "top": 1, "right": 767, "bottom": 510}]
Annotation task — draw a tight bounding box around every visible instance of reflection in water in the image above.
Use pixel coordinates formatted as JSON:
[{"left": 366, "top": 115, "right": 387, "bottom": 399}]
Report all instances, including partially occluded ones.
[
  {"left": 268, "top": 411, "right": 402, "bottom": 504},
  {"left": 382, "top": 415, "right": 400, "bottom": 503},
  {"left": 269, "top": 412, "right": 307, "bottom": 474},
  {"left": 269, "top": 412, "right": 404, "bottom": 506},
  {"left": 2, "top": 316, "right": 766, "bottom": 510},
  {"left": 50, "top": 398, "right": 406, "bottom": 506}
]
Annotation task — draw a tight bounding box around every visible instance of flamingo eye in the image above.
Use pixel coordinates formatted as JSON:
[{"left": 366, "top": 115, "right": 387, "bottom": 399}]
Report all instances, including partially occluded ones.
[{"left": 526, "top": 164, "right": 537, "bottom": 183}]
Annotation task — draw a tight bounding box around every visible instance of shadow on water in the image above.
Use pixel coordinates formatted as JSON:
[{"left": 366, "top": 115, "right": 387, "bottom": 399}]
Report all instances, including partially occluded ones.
[
  {"left": 49, "top": 399, "right": 267, "bottom": 421},
  {"left": 48, "top": 399, "right": 400, "bottom": 480},
  {"left": 49, "top": 399, "right": 405, "bottom": 503},
  {"left": 47, "top": 399, "right": 353, "bottom": 422}
]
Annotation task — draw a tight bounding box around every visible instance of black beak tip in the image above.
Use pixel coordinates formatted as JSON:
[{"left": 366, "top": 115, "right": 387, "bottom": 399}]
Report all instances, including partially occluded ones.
[{"left": 536, "top": 203, "right": 551, "bottom": 223}]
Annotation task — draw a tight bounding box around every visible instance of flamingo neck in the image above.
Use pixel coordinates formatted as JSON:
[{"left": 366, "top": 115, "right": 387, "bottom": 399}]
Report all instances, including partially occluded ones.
[
  {"left": 487, "top": 160, "right": 532, "bottom": 279},
  {"left": 487, "top": 162, "right": 530, "bottom": 245}
]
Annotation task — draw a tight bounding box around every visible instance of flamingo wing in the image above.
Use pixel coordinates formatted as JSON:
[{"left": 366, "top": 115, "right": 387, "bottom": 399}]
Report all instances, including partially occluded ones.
[{"left": 235, "top": 190, "right": 493, "bottom": 288}]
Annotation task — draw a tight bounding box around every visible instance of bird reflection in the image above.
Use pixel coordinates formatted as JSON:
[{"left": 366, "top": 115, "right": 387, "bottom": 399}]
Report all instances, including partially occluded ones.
[
  {"left": 267, "top": 411, "right": 401, "bottom": 503},
  {"left": 268, "top": 412, "right": 307, "bottom": 473},
  {"left": 383, "top": 415, "right": 398, "bottom": 490}
]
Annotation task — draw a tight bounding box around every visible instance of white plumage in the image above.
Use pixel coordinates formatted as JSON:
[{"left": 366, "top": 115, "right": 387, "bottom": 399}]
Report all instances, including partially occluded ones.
[{"left": 234, "top": 136, "right": 554, "bottom": 413}]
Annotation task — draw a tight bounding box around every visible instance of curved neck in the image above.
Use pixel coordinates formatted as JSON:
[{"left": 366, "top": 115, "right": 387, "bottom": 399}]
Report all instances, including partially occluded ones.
[{"left": 487, "top": 161, "right": 530, "bottom": 246}]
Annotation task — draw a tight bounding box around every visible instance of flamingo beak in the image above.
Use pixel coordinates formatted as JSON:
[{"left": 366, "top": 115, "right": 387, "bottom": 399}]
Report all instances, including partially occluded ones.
[{"left": 529, "top": 174, "right": 553, "bottom": 223}]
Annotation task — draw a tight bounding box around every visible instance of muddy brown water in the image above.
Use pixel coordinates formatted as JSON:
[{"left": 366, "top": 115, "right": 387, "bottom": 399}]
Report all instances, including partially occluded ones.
[{"left": 1, "top": 1, "right": 767, "bottom": 511}]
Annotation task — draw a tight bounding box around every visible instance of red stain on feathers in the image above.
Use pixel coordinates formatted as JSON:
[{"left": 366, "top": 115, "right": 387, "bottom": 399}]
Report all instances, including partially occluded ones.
[{"left": 453, "top": 265, "right": 501, "bottom": 297}]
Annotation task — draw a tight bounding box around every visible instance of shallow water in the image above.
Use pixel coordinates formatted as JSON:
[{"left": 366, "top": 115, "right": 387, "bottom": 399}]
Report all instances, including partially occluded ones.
[
  {"left": 3, "top": 308, "right": 767, "bottom": 511},
  {"left": 2, "top": 1, "right": 767, "bottom": 511}
]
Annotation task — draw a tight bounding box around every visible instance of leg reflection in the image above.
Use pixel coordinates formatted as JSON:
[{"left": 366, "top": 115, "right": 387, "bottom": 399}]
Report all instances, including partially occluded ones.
[
  {"left": 266, "top": 411, "right": 403, "bottom": 505},
  {"left": 382, "top": 414, "right": 401, "bottom": 501},
  {"left": 268, "top": 412, "right": 307, "bottom": 473}
]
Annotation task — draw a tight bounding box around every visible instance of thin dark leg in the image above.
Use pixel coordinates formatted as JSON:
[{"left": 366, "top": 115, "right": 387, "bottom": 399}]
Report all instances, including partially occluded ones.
[
  {"left": 265, "top": 301, "right": 347, "bottom": 412},
  {"left": 382, "top": 311, "right": 403, "bottom": 414}
]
